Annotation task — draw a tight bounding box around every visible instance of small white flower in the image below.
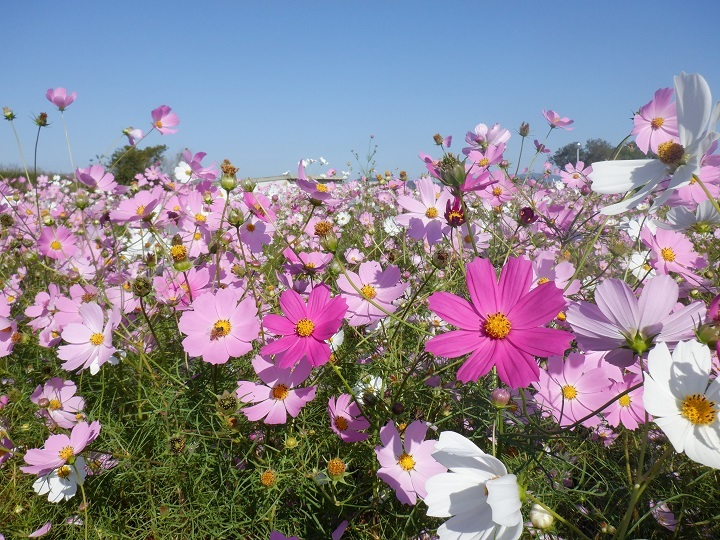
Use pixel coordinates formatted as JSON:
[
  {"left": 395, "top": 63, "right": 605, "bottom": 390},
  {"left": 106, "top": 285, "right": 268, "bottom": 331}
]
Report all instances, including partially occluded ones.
[
  {"left": 33, "top": 458, "right": 87, "bottom": 503},
  {"left": 174, "top": 161, "right": 193, "bottom": 183},
  {"left": 383, "top": 216, "right": 401, "bottom": 236},
  {"left": 335, "top": 211, "right": 351, "bottom": 226}
]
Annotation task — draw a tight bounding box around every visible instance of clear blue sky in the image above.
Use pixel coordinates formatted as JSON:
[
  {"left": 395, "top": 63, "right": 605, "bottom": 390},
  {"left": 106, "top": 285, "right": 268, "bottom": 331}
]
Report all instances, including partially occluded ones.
[{"left": 3, "top": 1, "right": 720, "bottom": 179}]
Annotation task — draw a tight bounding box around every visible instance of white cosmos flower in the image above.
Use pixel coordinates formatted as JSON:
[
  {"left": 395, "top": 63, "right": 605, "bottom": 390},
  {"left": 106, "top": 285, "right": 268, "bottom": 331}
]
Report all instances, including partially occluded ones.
[
  {"left": 425, "top": 431, "right": 523, "bottom": 540},
  {"left": 644, "top": 340, "right": 720, "bottom": 469},
  {"left": 654, "top": 200, "right": 720, "bottom": 232},
  {"left": 33, "top": 457, "right": 87, "bottom": 503},
  {"left": 174, "top": 161, "right": 193, "bottom": 183},
  {"left": 591, "top": 72, "right": 720, "bottom": 215}
]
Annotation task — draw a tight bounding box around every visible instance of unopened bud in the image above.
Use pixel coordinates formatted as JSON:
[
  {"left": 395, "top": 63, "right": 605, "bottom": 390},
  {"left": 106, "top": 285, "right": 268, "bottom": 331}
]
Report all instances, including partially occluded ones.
[
  {"left": 132, "top": 276, "right": 153, "bottom": 297},
  {"left": 519, "top": 122, "right": 530, "bottom": 137},
  {"left": 432, "top": 249, "right": 450, "bottom": 269},
  {"left": 320, "top": 233, "right": 338, "bottom": 253},
  {"left": 240, "top": 177, "right": 256, "bottom": 192},
  {"left": 529, "top": 503, "right": 554, "bottom": 529},
  {"left": 227, "top": 208, "right": 244, "bottom": 227},
  {"left": 490, "top": 388, "right": 511, "bottom": 407},
  {"left": 3, "top": 107, "right": 16, "bottom": 121},
  {"left": 433, "top": 133, "right": 444, "bottom": 145}
]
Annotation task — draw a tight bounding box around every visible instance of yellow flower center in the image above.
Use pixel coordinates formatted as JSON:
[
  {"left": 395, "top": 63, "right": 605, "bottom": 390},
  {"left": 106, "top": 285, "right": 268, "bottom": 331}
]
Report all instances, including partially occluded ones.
[
  {"left": 483, "top": 313, "right": 511, "bottom": 339},
  {"left": 397, "top": 452, "right": 415, "bottom": 471},
  {"left": 334, "top": 416, "right": 349, "bottom": 431},
  {"left": 492, "top": 187, "right": 503, "bottom": 196},
  {"left": 316, "top": 184, "right": 329, "bottom": 192},
  {"left": 360, "top": 284, "right": 377, "bottom": 299},
  {"left": 195, "top": 213, "right": 207, "bottom": 223},
  {"left": 314, "top": 221, "right": 333, "bottom": 235},
  {"left": 572, "top": 173, "right": 580, "bottom": 179},
  {"left": 295, "top": 318, "right": 315, "bottom": 337},
  {"left": 155, "top": 121, "right": 163, "bottom": 128},
  {"left": 328, "top": 458, "right": 346, "bottom": 477},
  {"left": 479, "top": 158, "right": 489, "bottom": 167},
  {"left": 556, "top": 311, "right": 566, "bottom": 321},
  {"left": 59, "top": 446, "right": 75, "bottom": 460},
  {"left": 50, "top": 240, "right": 62, "bottom": 250},
  {"left": 211, "top": 320, "right": 231, "bottom": 340},
  {"left": 657, "top": 141, "right": 685, "bottom": 165},
  {"left": 89, "top": 333, "right": 104, "bottom": 346},
  {"left": 425, "top": 207, "right": 438, "bottom": 219},
  {"left": 272, "top": 384, "right": 289, "bottom": 400},
  {"left": 650, "top": 117, "right": 665, "bottom": 129},
  {"left": 681, "top": 394, "right": 717, "bottom": 425},
  {"left": 562, "top": 385, "right": 578, "bottom": 400},
  {"left": 463, "top": 234, "right": 472, "bottom": 244},
  {"left": 260, "top": 470, "right": 275, "bottom": 487},
  {"left": 618, "top": 394, "right": 632, "bottom": 407},
  {"left": 48, "top": 399, "right": 62, "bottom": 410},
  {"left": 57, "top": 465, "right": 72, "bottom": 479},
  {"left": 136, "top": 205, "right": 146, "bottom": 216},
  {"left": 537, "top": 277, "right": 550, "bottom": 285},
  {"left": 193, "top": 232, "right": 202, "bottom": 240},
  {"left": 170, "top": 244, "right": 187, "bottom": 262},
  {"left": 246, "top": 223, "right": 256, "bottom": 232},
  {"left": 660, "top": 247, "right": 675, "bottom": 262}
]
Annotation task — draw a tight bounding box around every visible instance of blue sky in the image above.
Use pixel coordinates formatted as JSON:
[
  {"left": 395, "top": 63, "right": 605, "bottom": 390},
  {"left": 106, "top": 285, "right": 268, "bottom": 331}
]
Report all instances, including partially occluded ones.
[{"left": 3, "top": 1, "right": 720, "bottom": 180}]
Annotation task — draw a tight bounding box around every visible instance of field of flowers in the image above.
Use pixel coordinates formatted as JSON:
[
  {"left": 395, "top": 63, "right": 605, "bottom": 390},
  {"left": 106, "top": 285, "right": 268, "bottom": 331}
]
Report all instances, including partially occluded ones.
[{"left": 1, "top": 73, "right": 719, "bottom": 539}]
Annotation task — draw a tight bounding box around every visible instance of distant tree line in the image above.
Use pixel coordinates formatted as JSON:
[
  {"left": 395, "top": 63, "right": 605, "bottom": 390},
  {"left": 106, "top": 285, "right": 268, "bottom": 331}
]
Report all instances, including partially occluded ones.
[{"left": 551, "top": 139, "right": 646, "bottom": 169}]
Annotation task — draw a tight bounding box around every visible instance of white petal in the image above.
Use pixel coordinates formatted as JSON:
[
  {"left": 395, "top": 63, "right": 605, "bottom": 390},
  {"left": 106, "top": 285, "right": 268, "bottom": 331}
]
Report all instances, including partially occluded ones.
[
  {"left": 425, "top": 473, "right": 487, "bottom": 517},
  {"left": 675, "top": 72, "right": 713, "bottom": 146},
  {"left": 589, "top": 159, "right": 663, "bottom": 194},
  {"left": 486, "top": 474, "right": 522, "bottom": 527}
]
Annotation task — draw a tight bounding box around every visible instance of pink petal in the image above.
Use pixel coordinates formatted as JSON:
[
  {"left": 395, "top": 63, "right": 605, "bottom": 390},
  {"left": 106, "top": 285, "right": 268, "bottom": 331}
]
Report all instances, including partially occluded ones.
[{"left": 427, "top": 292, "right": 480, "bottom": 330}]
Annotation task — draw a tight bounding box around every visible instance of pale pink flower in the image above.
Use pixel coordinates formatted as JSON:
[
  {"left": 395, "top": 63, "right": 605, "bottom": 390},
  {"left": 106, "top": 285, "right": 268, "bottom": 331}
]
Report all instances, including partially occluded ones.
[
  {"left": 542, "top": 109, "right": 574, "bottom": 130},
  {"left": 151, "top": 105, "right": 179, "bottom": 135},
  {"left": 328, "top": 394, "right": 369, "bottom": 443},
  {"left": 57, "top": 303, "right": 120, "bottom": 374},
  {"left": 632, "top": 87, "right": 679, "bottom": 155},
  {"left": 31, "top": 378, "right": 85, "bottom": 429},
  {"left": 46, "top": 87, "right": 76, "bottom": 111}
]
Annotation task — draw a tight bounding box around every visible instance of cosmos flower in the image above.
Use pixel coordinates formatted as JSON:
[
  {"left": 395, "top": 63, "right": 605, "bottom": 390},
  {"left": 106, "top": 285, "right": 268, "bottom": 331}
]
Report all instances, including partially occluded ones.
[
  {"left": 236, "top": 355, "right": 316, "bottom": 424},
  {"left": 151, "top": 105, "right": 179, "bottom": 135},
  {"left": 424, "top": 431, "right": 523, "bottom": 540},
  {"left": 566, "top": 274, "right": 705, "bottom": 367},
  {"left": 179, "top": 287, "right": 260, "bottom": 365},
  {"left": 57, "top": 302, "right": 120, "bottom": 374},
  {"left": 30, "top": 378, "right": 85, "bottom": 429},
  {"left": 425, "top": 256, "right": 573, "bottom": 388},
  {"left": 328, "top": 394, "right": 370, "bottom": 443},
  {"left": 542, "top": 109, "right": 574, "bottom": 130},
  {"left": 261, "top": 284, "right": 347, "bottom": 369},
  {"left": 336, "top": 261, "right": 408, "bottom": 326},
  {"left": 375, "top": 421, "right": 447, "bottom": 505},
  {"left": 46, "top": 87, "right": 76, "bottom": 111},
  {"left": 643, "top": 340, "right": 720, "bottom": 469},
  {"left": 632, "top": 87, "right": 679, "bottom": 155},
  {"left": 38, "top": 227, "right": 78, "bottom": 261}
]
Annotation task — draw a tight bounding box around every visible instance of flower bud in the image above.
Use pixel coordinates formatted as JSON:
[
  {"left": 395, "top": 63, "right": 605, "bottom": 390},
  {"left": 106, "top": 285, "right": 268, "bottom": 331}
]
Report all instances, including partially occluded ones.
[
  {"left": 519, "top": 122, "right": 530, "bottom": 137},
  {"left": 37, "top": 397, "right": 51, "bottom": 409},
  {"left": 227, "top": 208, "right": 244, "bottom": 227},
  {"left": 431, "top": 249, "right": 450, "bottom": 269},
  {"left": 490, "top": 388, "right": 511, "bottom": 407},
  {"left": 34, "top": 112, "right": 49, "bottom": 127},
  {"left": 696, "top": 323, "right": 720, "bottom": 349},
  {"left": 518, "top": 207, "right": 538, "bottom": 225},
  {"left": 3, "top": 107, "right": 16, "bottom": 121},
  {"left": 220, "top": 173, "right": 237, "bottom": 192},
  {"left": 75, "top": 191, "right": 90, "bottom": 210},
  {"left": 132, "top": 276, "right": 153, "bottom": 298},
  {"left": 42, "top": 216, "right": 55, "bottom": 227},
  {"left": 240, "top": 177, "right": 256, "bottom": 192},
  {"left": 320, "top": 233, "right": 338, "bottom": 253},
  {"left": 391, "top": 402, "right": 405, "bottom": 415},
  {"left": 433, "top": 133, "right": 444, "bottom": 145},
  {"left": 529, "top": 503, "right": 554, "bottom": 529}
]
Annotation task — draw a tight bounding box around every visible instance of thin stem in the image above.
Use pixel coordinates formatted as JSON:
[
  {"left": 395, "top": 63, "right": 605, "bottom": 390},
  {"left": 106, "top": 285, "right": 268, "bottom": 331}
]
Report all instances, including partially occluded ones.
[{"left": 60, "top": 111, "right": 76, "bottom": 177}]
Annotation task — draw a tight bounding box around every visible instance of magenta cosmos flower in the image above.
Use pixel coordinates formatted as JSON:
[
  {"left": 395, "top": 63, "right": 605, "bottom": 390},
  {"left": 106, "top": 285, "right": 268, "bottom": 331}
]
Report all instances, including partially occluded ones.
[
  {"left": 151, "top": 105, "right": 179, "bottom": 135},
  {"left": 46, "top": 87, "right": 76, "bottom": 111},
  {"left": 425, "top": 256, "right": 573, "bottom": 388},
  {"left": 328, "top": 394, "right": 370, "bottom": 443},
  {"left": 337, "top": 261, "right": 408, "bottom": 326},
  {"left": 57, "top": 302, "right": 120, "bottom": 374},
  {"left": 38, "top": 226, "right": 78, "bottom": 261},
  {"left": 261, "top": 284, "right": 347, "bottom": 369},
  {"left": 566, "top": 274, "right": 706, "bottom": 368},
  {"left": 375, "top": 420, "right": 447, "bottom": 505},
  {"left": 179, "top": 287, "right": 260, "bottom": 365},
  {"left": 236, "top": 355, "right": 316, "bottom": 424}
]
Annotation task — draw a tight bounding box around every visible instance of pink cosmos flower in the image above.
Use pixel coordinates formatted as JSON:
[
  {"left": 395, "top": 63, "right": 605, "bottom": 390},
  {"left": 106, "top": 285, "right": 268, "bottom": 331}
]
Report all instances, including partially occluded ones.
[
  {"left": 560, "top": 161, "right": 592, "bottom": 189},
  {"left": 463, "top": 123, "right": 511, "bottom": 152},
  {"left": 478, "top": 170, "right": 516, "bottom": 208},
  {"left": 375, "top": 420, "right": 447, "bottom": 505},
  {"left": 632, "top": 87, "right": 679, "bottom": 155},
  {"left": 178, "top": 287, "right": 260, "bottom": 365},
  {"left": 395, "top": 177, "right": 453, "bottom": 245},
  {"left": 426, "top": 257, "right": 573, "bottom": 388},
  {"left": 296, "top": 159, "right": 339, "bottom": 204},
  {"left": 566, "top": 274, "right": 706, "bottom": 367},
  {"left": 328, "top": 394, "right": 370, "bottom": 443},
  {"left": 38, "top": 226, "right": 78, "bottom": 261},
  {"left": 532, "top": 353, "right": 611, "bottom": 428},
  {"left": 46, "top": 87, "right": 76, "bottom": 111},
  {"left": 76, "top": 164, "right": 117, "bottom": 193},
  {"left": 337, "top": 261, "right": 408, "bottom": 326},
  {"left": 261, "top": 284, "right": 347, "bottom": 369},
  {"left": 182, "top": 149, "right": 218, "bottom": 181},
  {"left": 151, "top": 105, "right": 179, "bottom": 135},
  {"left": 236, "top": 355, "right": 316, "bottom": 424},
  {"left": 640, "top": 227, "right": 706, "bottom": 281},
  {"left": 603, "top": 373, "right": 646, "bottom": 430},
  {"left": 22, "top": 421, "right": 101, "bottom": 477},
  {"left": 542, "top": 109, "right": 574, "bottom": 130},
  {"left": 109, "top": 189, "right": 160, "bottom": 227},
  {"left": 123, "top": 127, "right": 144, "bottom": 146},
  {"left": 31, "top": 378, "right": 85, "bottom": 429},
  {"left": 57, "top": 302, "right": 120, "bottom": 374}
]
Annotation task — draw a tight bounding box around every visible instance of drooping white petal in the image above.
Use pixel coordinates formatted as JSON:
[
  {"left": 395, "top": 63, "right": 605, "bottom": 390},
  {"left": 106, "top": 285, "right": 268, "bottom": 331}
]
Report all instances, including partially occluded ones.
[
  {"left": 486, "top": 474, "right": 522, "bottom": 527},
  {"left": 589, "top": 159, "right": 663, "bottom": 194},
  {"left": 675, "top": 72, "right": 713, "bottom": 147}
]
